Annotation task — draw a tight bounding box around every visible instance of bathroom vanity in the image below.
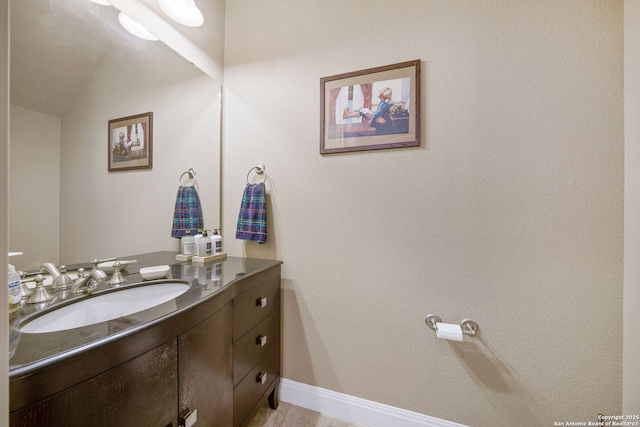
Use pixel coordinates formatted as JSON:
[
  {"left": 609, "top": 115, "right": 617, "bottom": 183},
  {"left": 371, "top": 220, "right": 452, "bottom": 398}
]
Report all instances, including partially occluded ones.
[{"left": 8, "top": 252, "right": 282, "bottom": 427}]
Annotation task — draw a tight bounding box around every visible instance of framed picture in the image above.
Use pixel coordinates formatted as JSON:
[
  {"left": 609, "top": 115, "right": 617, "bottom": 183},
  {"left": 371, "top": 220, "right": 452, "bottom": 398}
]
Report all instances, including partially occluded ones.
[
  {"left": 320, "top": 60, "right": 420, "bottom": 154},
  {"left": 108, "top": 112, "right": 153, "bottom": 171}
]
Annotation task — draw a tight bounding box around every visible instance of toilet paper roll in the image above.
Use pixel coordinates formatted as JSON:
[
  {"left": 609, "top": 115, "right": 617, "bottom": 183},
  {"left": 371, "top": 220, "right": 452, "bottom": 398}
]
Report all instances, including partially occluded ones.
[{"left": 436, "top": 322, "right": 463, "bottom": 342}]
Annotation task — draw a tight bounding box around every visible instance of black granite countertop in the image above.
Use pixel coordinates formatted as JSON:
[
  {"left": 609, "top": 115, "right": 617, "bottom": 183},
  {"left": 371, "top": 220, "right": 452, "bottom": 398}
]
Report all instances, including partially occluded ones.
[{"left": 9, "top": 251, "right": 282, "bottom": 378}]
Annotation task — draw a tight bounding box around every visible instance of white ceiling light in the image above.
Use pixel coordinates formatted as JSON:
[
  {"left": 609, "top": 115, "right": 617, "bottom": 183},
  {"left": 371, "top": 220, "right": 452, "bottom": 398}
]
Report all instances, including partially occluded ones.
[
  {"left": 118, "top": 12, "right": 159, "bottom": 41},
  {"left": 158, "top": 0, "right": 204, "bottom": 27},
  {"left": 88, "top": 0, "right": 111, "bottom": 5}
]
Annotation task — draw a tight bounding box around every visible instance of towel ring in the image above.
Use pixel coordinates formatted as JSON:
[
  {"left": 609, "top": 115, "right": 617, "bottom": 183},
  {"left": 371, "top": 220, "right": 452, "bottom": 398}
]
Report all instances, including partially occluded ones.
[
  {"left": 180, "top": 168, "right": 196, "bottom": 186},
  {"left": 246, "top": 163, "right": 266, "bottom": 184}
]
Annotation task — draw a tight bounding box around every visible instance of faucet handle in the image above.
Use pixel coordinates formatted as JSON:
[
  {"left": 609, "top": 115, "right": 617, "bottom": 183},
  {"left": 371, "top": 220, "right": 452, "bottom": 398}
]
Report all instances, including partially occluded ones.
[
  {"left": 26, "top": 274, "right": 55, "bottom": 304},
  {"left": 52, "top": 265, "right": 74, "bottom": 291},
  {"left": 90, "top": 259, "right": 107, "bottom": 281},
  {"left": 18, "top": 270, "right": 33, "bottom": 298},
  {"left": 107, "top": 261, "right": 127, "bottom": 287}
]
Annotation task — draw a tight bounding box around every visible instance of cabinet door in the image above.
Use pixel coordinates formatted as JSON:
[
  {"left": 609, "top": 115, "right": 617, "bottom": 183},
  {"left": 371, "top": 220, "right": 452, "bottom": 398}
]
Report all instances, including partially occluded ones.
[
  {"left": 179, "top": 301, "right": 234, "bottom": 426},
  {"left": 10, "top": 340, "right": 178, "bottom": 427}
]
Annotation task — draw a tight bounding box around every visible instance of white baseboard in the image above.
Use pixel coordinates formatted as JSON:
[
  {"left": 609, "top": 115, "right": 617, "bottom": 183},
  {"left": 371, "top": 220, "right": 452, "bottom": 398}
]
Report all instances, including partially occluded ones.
[{"left": 278, "top": 378, "right": 469, "bottom": 427}]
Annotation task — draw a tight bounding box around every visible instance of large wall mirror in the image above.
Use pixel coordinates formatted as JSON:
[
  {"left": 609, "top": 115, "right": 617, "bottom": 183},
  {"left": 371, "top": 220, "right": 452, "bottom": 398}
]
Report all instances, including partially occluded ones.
[{"left": 9, "top": 0, "right": 223, "bottom": 271}]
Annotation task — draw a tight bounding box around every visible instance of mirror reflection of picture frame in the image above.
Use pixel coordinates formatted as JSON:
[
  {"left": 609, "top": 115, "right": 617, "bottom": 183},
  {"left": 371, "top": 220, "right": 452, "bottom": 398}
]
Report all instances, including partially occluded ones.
[
  {"left": 320, "top": 60, "right": 421, "bottom": 154},
  {"left": 108, "top": 112, "right": 153, "bottom": 171}
]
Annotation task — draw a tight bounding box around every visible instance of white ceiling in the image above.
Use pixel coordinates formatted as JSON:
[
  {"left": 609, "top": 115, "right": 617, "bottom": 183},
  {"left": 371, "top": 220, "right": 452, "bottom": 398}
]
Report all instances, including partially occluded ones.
[
  {"left": 10, "top": 0, "right": 222, "bottom": 117},
  {"left": 11, "top": 0, "right": 116, "bottom": 116}
]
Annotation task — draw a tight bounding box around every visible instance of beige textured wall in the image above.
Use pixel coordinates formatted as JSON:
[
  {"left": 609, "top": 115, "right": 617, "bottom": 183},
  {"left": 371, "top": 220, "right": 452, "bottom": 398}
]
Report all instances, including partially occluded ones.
[
  {"left": 9, "top": 106, "right": 60, "bottom": 270},
  {"left": 624, "top": 0, "right": 640, "bottom": 415},
  {"left": 223, "top": 1, "right": 624, "bottom": 426}
]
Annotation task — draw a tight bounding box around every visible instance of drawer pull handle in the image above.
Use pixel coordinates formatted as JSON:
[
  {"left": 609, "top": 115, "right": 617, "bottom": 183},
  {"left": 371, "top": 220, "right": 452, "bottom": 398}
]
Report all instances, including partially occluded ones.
[
  {"left": 179, "top": 408, "right": 197, "bottom": 427},
  {"left": 256, "top": 297, "right": 267, "bottom": 308},
  {"left": 257, "top": 372, "right": 267, "bottom": 385},
  {"left": 256, "top": 334, "right": 268, "bottom": 347}
]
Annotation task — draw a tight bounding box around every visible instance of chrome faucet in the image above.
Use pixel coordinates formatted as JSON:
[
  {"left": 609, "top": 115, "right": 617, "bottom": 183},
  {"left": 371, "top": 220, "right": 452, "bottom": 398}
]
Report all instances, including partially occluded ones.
[
  {"left": 72, "top": 268, "right": 95, "bottom": 293},
  {"left": 40, "top": 263, "right": 61, "bottom": 280},
  {"left": 72, "top": 261, "right": 107, "bottom": 293}
]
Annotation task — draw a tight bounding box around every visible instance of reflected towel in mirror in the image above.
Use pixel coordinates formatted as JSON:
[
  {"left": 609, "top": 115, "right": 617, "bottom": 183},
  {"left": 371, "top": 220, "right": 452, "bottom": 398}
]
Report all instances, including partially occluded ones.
[{"left": 171, "top": 185, "right": 204, "bottom": 238}]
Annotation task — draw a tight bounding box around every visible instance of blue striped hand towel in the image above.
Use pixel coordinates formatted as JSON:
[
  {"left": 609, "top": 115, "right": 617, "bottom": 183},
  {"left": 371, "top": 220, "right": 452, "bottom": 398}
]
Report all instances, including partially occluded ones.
[
  {"left": 171, "top": 185, "right": 204, "bottom": 238},
  {"left": 236, "top": 182, "right": 267, "bottom": 244}
]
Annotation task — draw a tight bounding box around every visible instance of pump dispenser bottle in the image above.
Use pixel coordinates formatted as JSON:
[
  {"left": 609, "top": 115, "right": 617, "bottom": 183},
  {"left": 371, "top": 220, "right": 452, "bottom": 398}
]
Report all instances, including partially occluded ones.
[
  {"left": 212, "top": 229, "right": 222, "bottom": 254},
  {"left": 193, "top": 229, "right": 203, "bottom": 251},
  {"left": 8, "top": 264, "right": 22, "bottom": 313},
  {"left": 198, "top": 230, "right": 213, "bottom": 257},
  {"left": 181, "top": 230, "right": 196, "bottom": 255}
]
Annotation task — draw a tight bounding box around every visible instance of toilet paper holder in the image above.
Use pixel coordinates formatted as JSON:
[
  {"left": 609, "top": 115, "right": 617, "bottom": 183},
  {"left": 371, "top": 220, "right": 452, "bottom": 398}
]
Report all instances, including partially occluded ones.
[{"left": 424, "top": 314, "right": 479, "bottom": 337}]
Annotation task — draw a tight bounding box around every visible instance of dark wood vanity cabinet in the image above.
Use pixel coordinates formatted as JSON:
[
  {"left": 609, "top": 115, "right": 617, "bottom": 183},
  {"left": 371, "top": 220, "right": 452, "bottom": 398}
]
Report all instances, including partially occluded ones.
[
  {"left": 9, "top": 259, "right": 281, "bottom": 427},
  {"left": 10, "top": 339, "right": 180, "bottom": 426},
  {"left": 10, "top": 302, "right": 233, "bottom": 427}
]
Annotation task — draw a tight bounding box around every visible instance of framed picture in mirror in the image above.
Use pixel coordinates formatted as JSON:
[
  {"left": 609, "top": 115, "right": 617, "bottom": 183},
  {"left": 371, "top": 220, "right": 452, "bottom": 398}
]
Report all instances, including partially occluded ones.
[
  {"left": 320, "top": 60, "right": 420, "bottom": 154},
  {"left": 108, "top": 112, "right": 153, "bottom": 171}
]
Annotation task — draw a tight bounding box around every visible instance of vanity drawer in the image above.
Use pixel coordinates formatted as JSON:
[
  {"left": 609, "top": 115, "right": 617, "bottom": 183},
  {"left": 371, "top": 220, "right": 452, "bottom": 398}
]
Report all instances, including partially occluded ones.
[
  {"left": 233, "top": 278, "right": 280, "bottom": 341},
  {"left": 233, "top": 344, "right": 280, "bottom": 427},
  {"left": 233, "top": 309, "right": 280, "bottom": 386}
]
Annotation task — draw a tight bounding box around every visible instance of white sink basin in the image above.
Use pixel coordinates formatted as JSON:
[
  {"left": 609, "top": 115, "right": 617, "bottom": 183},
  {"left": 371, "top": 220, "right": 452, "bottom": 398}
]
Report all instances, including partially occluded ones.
[{"left": 20, "top": 282, "right": 190, "bottom": 334}]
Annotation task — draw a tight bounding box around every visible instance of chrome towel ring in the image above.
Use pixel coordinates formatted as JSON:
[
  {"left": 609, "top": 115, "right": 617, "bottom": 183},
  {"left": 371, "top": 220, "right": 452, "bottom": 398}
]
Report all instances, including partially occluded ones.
[
  {"left": 180, "top": 168, "right": 196, "bottom": 186},
  {"left": 246, "top": 162, "right": 266, "bottom": 184}
]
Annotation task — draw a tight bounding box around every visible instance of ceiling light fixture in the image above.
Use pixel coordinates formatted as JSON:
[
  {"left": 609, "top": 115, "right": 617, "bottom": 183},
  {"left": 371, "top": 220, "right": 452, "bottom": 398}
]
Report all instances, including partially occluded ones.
[
  {"left": 118, "top": 12, "right": 159, "bottom": 41},
  {"left": 158, "top": 0, "right": 204, "bottom": 27},
  {"left": 88, "top": 0, "right": 112, "bottom": 5}
]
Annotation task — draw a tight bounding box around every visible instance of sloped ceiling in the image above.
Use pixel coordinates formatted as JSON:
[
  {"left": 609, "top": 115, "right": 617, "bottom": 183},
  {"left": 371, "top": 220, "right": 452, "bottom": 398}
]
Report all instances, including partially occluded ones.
[
  {"left": 11, "top": 0, "right": 122, "bottom": 116},
  {"left": 10, "top": 0, "right": 222, "bottom": 117}
]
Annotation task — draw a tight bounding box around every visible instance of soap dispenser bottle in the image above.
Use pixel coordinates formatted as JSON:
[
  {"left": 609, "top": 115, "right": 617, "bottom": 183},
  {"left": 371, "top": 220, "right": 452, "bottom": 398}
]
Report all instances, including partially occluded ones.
[
  {"left": 198, "top": 230, "right": 213, "bottom": 257},
  {"left": 212, "top": 229, "right": 222, "bottom": 254},
  {"left": 193, "top": 228, "right": 203, "bottom": 251},
  {"left": 8, "top": 264, "right": 22, "bottom": 313},
  {"left": 181, "top": 230, "right": 196, "bottom": 255}
]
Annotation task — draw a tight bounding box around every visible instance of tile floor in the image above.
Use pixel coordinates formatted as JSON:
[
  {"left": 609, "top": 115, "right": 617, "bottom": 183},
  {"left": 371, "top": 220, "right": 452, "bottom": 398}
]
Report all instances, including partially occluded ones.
[{"left": 247, "top": 402, "right": 366, "bottom": 427}]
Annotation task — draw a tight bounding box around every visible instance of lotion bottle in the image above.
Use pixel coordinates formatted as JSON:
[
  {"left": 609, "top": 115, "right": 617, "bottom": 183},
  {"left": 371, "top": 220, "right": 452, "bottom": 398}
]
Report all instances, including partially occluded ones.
[
  {"left": 193, "top": 229, "right": 203, "bottom": 251},
  {"left": 198, "top": 230, "right": 213, "bottom": 257},
  {"left": 211, "top": 229, "right": 222, "bottom": 254},
  {"left": 8, "top": 264, "right": 22, "bottom": 313},
  {"left": 181, "top": 230, "right": 196, "bottom": 255}
]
